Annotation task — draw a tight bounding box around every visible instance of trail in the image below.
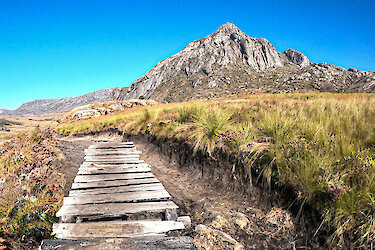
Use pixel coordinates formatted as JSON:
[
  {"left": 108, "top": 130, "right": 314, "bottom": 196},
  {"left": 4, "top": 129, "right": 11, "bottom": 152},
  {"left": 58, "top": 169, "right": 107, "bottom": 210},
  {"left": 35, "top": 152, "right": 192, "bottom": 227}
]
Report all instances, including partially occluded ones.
[
  {"left": 44, "top": 133, "right": 321, "bottom": 249},
  {"left": 41, "top": 141, "right": 193, "bottom": 249}
]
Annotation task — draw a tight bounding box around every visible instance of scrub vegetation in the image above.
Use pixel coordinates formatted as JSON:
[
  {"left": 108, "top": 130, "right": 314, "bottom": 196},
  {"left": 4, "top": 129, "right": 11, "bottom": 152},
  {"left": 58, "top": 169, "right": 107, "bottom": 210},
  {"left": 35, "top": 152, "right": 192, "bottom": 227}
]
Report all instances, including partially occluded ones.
[
  {"left": 57, "top": 93, "right": 375, "bottom": 248},
  {"left": 0, "top": 128, "right": 65, "bottom": 248}
]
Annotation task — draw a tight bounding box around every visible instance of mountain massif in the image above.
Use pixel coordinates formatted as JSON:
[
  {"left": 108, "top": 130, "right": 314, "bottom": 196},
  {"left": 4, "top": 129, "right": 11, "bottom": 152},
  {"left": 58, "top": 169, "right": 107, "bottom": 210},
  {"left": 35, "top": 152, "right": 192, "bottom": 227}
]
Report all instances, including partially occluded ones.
[
  {"left": 2, "top": 23, "right": 374, "bottom": 115},
  {"left": 115, "top": 23, "right": 374, "bottom": 102}
]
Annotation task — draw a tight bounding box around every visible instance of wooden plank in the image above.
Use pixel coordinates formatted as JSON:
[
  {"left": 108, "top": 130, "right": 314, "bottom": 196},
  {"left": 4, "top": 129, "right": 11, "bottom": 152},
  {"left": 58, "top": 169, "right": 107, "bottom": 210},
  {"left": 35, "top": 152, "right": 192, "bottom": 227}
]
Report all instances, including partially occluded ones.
[
  {"left": 40, "top": 236, "right": 194, "bottom": 249},
  {"left": 56, "top": 201, "right": 179, "bottom": 218},
  {"left": 84, "top": 151, "right": 142, "bottom": 156},
  {"left": 84, "top": 155, "right": 141, "bottom": 160},
  {"left": 84, "top": 149, "right": 141, "bottom": 154},
  {"left": 77, "top": 166, "right": 151, "bottom": 175},
  {"left": 90, "top": 142, "right": 134, "bottom": 147},
  {"left": 74, "top": 173, "right": 155, "bottom": 183},
  {"left": 68, "top": 183, "right": 165, "bottom": 196},
  {"left": 71, "top": 177, "right": 160, "bottom": 190},
  {"left": 53, "top": 221, "right": 185, "bottom": 239},
  {"left": 84, "top": 159, "right": 143, "bottom": 163},
  {"left": 78, "top": 165, "right": 150, "bottom": 171},
  {"left": 92, "top": 142, "right": 134, "bottom": 146},
  {"left": 84, "top": 160, "right": 144, "bottom": 165},
  {"left": 80, "top": 162, "right": 148, "bottom": 168},
  {"left": 85, "top": 153, "right": 141, "bottom": 157},
  {"left": 63, "top": 190, "right": 171, "bottom": 205},
  {"left": 89, "top": 144, "right": 135, "bottom": 149}
]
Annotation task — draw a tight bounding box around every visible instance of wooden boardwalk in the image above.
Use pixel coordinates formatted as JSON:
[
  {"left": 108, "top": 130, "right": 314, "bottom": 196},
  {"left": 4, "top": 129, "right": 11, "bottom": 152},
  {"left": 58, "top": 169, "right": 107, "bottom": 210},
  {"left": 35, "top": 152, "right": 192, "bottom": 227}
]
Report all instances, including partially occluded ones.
[{"left": 40, "top": 142, "right": 193, "bottom": 249}]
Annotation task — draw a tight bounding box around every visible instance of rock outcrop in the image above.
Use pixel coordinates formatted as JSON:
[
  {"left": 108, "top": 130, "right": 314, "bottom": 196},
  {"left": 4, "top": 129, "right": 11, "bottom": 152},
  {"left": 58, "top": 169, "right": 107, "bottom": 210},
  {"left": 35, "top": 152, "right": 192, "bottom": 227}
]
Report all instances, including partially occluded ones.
[
  {"left": 283, "top": 49, "right": 309, "bottom": 67},
  {"left": 64, "top": 99, "right": 157, "bottom": 122},
  {"left": 114, "top": 23, "right": 374, "bottom": 102}
]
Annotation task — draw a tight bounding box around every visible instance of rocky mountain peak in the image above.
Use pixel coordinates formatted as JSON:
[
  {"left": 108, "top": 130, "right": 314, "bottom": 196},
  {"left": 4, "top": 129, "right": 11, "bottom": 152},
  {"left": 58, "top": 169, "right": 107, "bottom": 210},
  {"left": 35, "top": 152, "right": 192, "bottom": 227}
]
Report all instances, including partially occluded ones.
[
  {"left": 216, "top": 22, "right": 242, "bottom": 34},
  {"left": 120, "top": 23, "right": 286, "bottom": 100}
]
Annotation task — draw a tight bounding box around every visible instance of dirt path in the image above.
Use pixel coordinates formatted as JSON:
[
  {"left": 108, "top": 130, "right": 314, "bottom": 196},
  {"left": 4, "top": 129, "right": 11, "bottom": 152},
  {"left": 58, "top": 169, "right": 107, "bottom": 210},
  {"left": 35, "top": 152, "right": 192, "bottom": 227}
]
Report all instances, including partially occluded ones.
[{"left": 56, "top": 134, "right": 319, "bottom": 249}]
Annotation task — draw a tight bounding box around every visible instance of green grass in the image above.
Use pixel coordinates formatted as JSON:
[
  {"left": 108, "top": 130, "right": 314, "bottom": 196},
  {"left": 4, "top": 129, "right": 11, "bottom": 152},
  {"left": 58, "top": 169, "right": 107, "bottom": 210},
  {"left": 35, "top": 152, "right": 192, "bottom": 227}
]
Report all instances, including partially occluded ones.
[
  {"left": 56, "top": 93, "right": 375, "bottom": 247},
  {"left": 0, "top": 118, "right": 22, "bottom": 127}
]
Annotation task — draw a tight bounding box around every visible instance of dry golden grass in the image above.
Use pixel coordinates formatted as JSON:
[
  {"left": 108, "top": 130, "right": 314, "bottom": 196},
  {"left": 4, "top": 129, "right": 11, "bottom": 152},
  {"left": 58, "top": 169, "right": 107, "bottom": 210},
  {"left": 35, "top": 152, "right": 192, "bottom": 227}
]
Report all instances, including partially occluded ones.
[{"left": 0, "top": 114, "right": 61, "bottom": 143}]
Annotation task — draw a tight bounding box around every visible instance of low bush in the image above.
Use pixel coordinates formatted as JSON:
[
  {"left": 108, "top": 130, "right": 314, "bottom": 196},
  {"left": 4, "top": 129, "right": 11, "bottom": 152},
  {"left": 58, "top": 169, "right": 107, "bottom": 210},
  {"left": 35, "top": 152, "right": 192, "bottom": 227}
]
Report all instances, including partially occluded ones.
[{"left": 0, "top": 128, "right": 65, "bottom": 248}]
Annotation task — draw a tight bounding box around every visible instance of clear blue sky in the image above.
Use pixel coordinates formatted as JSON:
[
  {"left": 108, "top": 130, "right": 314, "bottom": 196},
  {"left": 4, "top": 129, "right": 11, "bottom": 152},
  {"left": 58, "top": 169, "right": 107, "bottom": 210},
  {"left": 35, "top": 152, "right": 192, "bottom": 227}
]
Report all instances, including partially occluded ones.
[{"left": 0, "top": 0, "right": 374, "bottom": 110}]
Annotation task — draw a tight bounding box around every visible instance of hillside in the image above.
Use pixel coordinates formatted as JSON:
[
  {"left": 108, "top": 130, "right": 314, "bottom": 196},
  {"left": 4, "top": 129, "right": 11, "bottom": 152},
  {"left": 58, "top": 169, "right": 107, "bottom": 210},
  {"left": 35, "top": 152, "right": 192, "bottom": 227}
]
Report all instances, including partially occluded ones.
[
  {"left": 115, "top": 23, "right": 375, "bottom": 102},
  {"left": 2, "top": 88, "right": 121, "bottom": 116}
]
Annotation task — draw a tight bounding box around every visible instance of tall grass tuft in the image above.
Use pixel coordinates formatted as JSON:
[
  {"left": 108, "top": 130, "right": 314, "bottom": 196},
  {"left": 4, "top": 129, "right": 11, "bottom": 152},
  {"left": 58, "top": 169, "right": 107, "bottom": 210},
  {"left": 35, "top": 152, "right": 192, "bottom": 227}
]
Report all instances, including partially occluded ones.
[
  {"left": 191, "top": 106, "right": 232, "bottom": 156},
  {"left": 176, "top": 102, "right": 205, "bottom": 123}
]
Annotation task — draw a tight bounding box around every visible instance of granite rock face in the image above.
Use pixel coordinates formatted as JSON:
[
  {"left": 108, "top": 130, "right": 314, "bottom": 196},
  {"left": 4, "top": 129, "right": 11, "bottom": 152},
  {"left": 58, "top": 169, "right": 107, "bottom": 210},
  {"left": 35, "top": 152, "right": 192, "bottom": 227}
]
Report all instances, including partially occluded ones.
[
  {"left": 284, "top": 49, "right": 310, "bottom": 67},
  {"left": 115, "top": 23, "right": 374, "bottom": 103},
  {"left": 119, "top": 23, "right": 285, "bottom": 101}
]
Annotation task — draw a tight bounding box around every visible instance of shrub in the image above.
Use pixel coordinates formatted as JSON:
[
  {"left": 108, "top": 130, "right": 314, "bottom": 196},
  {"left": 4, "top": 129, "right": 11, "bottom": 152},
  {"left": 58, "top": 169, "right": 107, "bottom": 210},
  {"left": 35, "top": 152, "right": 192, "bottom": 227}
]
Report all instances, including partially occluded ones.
[{"left": 0, "top": 128, "right": 65, "bottom": 248}]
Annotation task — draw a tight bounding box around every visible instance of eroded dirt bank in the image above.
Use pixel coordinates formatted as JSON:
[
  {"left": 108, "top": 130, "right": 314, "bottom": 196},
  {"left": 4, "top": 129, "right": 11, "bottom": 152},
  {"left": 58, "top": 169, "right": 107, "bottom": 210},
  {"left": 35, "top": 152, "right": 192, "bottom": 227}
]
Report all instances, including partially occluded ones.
[{"left": 56, "top": 132, "right": 326, "bottom": 249}]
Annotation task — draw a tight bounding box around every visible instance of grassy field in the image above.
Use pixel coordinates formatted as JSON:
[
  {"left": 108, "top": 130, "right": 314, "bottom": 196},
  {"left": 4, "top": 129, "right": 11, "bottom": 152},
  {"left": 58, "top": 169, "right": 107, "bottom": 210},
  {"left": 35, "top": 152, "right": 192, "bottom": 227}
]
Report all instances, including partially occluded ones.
[
  {"left": 57, "top": 93, "right": 375, "bottom": 247},
  {"left": 0, "top": 114, "right": 60, "bottom": 143}
]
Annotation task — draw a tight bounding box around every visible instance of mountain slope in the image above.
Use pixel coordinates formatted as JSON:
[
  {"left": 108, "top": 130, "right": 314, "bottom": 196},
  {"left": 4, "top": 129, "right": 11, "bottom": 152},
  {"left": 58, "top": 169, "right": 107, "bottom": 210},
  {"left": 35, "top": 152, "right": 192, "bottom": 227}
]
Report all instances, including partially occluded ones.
[
  {"left": 116, "top": 23, "right": 374, "bottom": 102},
  {"left": 2, "top": 88, "right": 120, "bottom": 116}
]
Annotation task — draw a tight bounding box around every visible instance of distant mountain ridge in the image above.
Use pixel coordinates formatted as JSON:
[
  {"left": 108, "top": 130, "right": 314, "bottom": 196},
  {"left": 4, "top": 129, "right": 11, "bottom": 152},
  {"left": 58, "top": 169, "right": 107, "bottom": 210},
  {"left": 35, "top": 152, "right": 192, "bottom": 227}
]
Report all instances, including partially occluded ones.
[
  {"left": 115, "top": 23, "right": 374, "bottom": 102},
  {"left": 2, "top": 88, "right": 121, "bottom": 116}
]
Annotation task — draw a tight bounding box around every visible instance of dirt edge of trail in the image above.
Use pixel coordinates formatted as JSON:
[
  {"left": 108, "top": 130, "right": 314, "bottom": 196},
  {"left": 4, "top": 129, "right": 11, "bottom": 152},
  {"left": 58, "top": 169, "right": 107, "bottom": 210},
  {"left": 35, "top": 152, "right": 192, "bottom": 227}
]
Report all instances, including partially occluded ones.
[{"left": 56, "top": 131, "right": 327, "bottom": 249}]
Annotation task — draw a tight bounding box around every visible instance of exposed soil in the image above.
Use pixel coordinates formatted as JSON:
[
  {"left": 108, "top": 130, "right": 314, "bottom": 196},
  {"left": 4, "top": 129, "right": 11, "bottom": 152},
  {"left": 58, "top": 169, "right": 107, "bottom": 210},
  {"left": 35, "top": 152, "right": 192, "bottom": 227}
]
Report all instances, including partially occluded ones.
[
  {"left": 55, "top": 133, "right": 123, "bottom": 196},
  {"left": 56, "top": 132, "right": 325, "bottom": 249}
]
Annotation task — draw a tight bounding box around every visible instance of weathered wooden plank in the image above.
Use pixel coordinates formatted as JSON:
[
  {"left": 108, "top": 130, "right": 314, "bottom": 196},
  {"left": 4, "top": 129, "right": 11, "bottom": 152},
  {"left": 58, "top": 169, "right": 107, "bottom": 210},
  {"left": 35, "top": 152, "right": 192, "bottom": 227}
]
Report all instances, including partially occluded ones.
[
  {"left": 85, "top": 152, "right": 141, "bottom": 157},
  {"left": 68, "top": 183, "right": 165, "bottom": 196},
  {"left": 53, "top": 221, "right": 185, "bottom": 239},
  {"left": 84, "top": 160, "right": 144, "bottom": 165},
  {"left": 84, "top": 155, "right": 141, "bottom": 160},
  {"left": 80, "top": 162, "right": 148, "bottom": 168},
  {"left": 71, "top": 177, "right": 159, "bottom": 190},
  {"left": 79, "top": 166, "right": 150, "bottom": 174},
  {"left": 84, "top": 149, "right": 141, "bottom": 154},
  {"left": 77, "top": 166, "right": 151, "bottom": 175},
  {"left": 40, "top": 236, "right": 195, "bottom": 249},
  {"left": 89, "top": 144, "right": 135, "bottom": 149},
  {"left": 63, "top": 190, "right": 171, "bottom": 205},
  {"left": 84, "top": 159, "right": 143, "bottom": 163},
  {"left": 85, "top": 151, "right": 142, "bottom": 157},
  {"left": 90, "top": 142, "right": 134, "bottom": 147},
  {"left": 74, "top": 173, "right": 155, "bottom": 183},
  {"left": 56, "top": 201, "right": 179, "bottom": 218}
]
